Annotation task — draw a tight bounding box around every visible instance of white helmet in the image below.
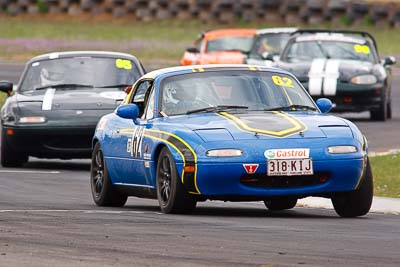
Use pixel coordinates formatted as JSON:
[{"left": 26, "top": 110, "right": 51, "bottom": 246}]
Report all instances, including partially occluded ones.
[{"left": 40, "top": 67, "right": 64, "bottom": 86}]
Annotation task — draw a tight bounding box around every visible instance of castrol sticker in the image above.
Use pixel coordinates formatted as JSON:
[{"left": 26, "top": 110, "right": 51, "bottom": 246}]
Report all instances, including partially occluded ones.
[{"left": 264, "top": 149, "right": 310, "bottom": 159}]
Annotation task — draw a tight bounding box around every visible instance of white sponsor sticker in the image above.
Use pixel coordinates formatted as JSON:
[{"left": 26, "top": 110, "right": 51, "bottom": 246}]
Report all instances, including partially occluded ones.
[
  {"left": 127, "top": 138, "right": 132, "bottom": 153},
  {"left": 264, "top": 148, "right": 310, "bottom": 159},
  {"left": 42, "top": 88, "right": 56, "bottom": 110}
]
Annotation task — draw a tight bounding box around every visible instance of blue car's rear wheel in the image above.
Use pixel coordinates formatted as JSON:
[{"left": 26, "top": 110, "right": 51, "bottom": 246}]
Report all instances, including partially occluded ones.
[
  {"left": 332, "top": 159, "right": 373, "bottom": 217},
  {"left": 90, "top": 142, "right": 127, "bottom": 207},
  {"left": 156, "top": 147, "right": 196, "bottom": 214}
]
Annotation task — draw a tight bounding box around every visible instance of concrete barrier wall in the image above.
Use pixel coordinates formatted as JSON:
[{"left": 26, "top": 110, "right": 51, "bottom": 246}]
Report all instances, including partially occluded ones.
[{"left": 1, "top": 0, "right": 400, "bottom": 27}]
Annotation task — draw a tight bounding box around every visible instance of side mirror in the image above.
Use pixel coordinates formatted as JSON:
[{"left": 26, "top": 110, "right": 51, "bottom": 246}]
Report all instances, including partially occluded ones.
[
  {"left": 316, "top": 98, "right": 333, "bottom": 113},
  {"left": 125, "top": 86, "right": 132, "bottom": 94},
  {"left": 186, "top": 46, "right": 200, "bottom": 53},
  {"left": 116, "top": 104, "right": 139, "bottom": 123},
  {"left": 383, "top": 56, "right": 396, "bottom": 66},
  {"left": 0, "top": 81, "right": 13, "bottom": 96}
]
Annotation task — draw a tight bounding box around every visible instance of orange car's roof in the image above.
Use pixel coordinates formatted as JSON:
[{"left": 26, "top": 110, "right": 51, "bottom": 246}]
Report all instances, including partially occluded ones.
[{"left": 203, "top": 29, "right": 256, "bottom": 40}]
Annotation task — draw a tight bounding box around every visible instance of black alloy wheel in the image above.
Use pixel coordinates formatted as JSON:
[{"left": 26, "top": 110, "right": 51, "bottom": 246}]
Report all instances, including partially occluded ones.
[
  {"left": 158, "top": 153, "right": 172, "bottom": 205},
  {"left": 92, "top": 147, "right": 105, "bottom": 198},
  {"left": 90, "top": 142, "right": 127, "bottom": 207},
  {"left": 156, "top": 147, "right": 197, "bottom": 214}
]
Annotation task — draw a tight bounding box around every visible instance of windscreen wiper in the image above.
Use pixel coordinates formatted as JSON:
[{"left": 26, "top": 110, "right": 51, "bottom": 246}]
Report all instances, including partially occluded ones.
[
  {"left": 264, "top": 105, "right": 317, "bottom": 111},
  {"left": 35, "top": 84, "right": 94, "bottom": 90},
  {"left": 186, "top": 105, "right": 248, "bottom": 114}
]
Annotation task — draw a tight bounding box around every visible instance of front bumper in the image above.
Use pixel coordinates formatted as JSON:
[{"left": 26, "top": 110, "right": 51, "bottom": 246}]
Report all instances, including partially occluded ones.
[
  {"left": 302, "top": 82, "right": 385, "bottom": 112},
  {"left": 2, "top": 125, "right": 95, "bottom": 159},
  {"left": 179, "top": 158, "right": 364, "bottom": 199}
]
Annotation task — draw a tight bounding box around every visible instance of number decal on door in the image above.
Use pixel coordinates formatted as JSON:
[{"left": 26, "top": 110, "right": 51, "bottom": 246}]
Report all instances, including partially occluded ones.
[{"left": 128, "top": 126, "right": 145, "bottom": 157}]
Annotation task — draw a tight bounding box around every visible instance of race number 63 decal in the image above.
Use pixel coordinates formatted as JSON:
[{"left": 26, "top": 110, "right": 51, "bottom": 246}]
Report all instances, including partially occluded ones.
[
  {"left": 127, "top": 126, "right": 145, "bottom": 157},
  {"left": 354, "top": 44, "right": 370, "bottom": 54},
  {"left": 115, "top": 59, "right": 132, "bottom": 70},
  {"left": 272, "top": 75, "right": 294, "bottom": 88}
]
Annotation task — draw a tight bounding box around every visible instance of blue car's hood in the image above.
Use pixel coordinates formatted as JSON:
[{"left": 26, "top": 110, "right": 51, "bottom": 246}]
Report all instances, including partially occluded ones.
[{"left": 161, "top": 111, "right": 350, "bottom": 141}]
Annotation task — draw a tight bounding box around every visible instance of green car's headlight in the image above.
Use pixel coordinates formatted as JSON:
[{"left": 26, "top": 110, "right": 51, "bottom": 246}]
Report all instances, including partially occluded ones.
[
  {"left": 350, "top": 74, "right": 377, "bottom": 85},
  {"left": 18, "top": 116, "right": 46, "bottom": 123}
]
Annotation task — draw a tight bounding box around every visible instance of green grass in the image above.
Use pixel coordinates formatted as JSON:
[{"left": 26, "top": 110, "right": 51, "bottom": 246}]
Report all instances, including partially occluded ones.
[
  {"left": 0, "top": 94, "right": 6, "bottom": 106},
  {"left": 370, "top": 153, "right": 400, "bottom": 198},
  {"left": 0, "top": 16, "right": 399, "bottom": 67}
]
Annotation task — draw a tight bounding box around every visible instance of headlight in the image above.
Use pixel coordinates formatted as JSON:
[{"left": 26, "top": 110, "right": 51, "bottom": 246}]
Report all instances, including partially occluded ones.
[
  {"left": 1, "top": 102, "right": 18, "bottom": 123},
  {"left": 350, "top": 74, "right": 377, "bottom": 85},
  {"left": 206, "top": 149, "right": 243, "bottom": 157},
  {"left": 327, "top": 146, "right": 357, "bottom": 154},
  {"left": 18, "top": 116, "right": 46, "bottom": 123}
]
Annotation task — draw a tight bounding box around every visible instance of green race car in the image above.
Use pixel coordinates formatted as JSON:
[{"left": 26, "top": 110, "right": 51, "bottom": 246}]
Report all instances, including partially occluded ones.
[{"left": 275, "top": 30, "right": 396, "bottom": 121}]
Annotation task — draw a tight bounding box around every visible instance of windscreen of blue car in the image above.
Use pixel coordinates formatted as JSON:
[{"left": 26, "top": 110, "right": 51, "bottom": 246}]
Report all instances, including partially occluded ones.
[
  {"left": 19, "top": 56, "right": 141, "bottom": 92},
  {"left": 160, "top": 70, "right": 316, "bottom": 116}
]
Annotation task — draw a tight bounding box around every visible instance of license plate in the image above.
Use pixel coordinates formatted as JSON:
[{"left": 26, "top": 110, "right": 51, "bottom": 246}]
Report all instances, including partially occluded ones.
[{"left": 267, "top": 158, "right": 313, "bottom": 176}]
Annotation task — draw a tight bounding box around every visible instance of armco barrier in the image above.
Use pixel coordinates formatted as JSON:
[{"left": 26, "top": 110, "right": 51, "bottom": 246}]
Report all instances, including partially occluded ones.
[{"left": 1, "top": 0, "right": 400, "bottom": 27}]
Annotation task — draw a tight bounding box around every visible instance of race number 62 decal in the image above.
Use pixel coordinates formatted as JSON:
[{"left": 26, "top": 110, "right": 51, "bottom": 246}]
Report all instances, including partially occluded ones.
[
  {"left": 127, "top": 126, "right": 145, "bottom": 157},
  {"left": 272, "top": 75, "right": 294, "bottom": 88}
]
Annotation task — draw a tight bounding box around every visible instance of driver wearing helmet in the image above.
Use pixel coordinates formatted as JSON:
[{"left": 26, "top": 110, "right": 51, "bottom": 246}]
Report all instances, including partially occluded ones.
[
  {"left": 40, "top": 67, "right": 65, "bottom": 86},
  {"left": 162, "top": 81, "right": 196, "bottom": 115}
]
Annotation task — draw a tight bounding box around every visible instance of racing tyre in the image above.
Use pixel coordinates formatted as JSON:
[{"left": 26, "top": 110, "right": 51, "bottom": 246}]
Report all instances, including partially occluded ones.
[
  {"left": 387, "top": 100, "right": 392, "bottom": 119},
  {"left": 370, "top": 98, "right": 387, "bottom": 121},
  {"left": 90, "top": 142, "right": 127, "bottom": 207},
  {"left": 331, "top": 159, "right": 373, "bottom": 218},
  {"left": 156, "top": 147, "right": 197, "bottom": 214},
  {"left": 1, "top": 129, "right": 28, "bottom": 167},
  {"left": 264, "top": 198, "right": 297, "bottom": 211}
]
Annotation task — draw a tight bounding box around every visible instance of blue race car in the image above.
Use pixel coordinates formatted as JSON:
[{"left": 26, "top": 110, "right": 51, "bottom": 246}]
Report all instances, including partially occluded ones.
[{"left": 90, "top": 64, "right": 373, "bottom": 217}]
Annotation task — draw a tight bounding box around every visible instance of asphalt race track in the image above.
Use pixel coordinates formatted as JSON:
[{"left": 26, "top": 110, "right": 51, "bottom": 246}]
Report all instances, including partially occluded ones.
[{"left": 0, "top": 64, "right": 399, "bottom": 266}]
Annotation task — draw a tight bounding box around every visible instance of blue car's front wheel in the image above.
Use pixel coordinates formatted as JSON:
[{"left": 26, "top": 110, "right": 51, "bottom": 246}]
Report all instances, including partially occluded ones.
[
  {"left": 331, "top": 159, "right": 373, "bottom": 217},
  {"left": 156, "top": 147, "right": 197, "bottom": 214},
  {"left": 90, "top": 142, "right": 127, "bottom": 207}
]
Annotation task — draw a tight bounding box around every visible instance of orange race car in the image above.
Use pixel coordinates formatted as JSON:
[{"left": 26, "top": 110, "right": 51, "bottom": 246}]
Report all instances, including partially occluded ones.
[{"left": 180, "top": 28, "right": 256, "bottom": 65}]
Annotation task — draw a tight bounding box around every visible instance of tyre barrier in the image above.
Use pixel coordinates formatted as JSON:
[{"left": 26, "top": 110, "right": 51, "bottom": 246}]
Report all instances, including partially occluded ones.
[{"left": 1, "top": 0, "right": 399, "bottom": 27}]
